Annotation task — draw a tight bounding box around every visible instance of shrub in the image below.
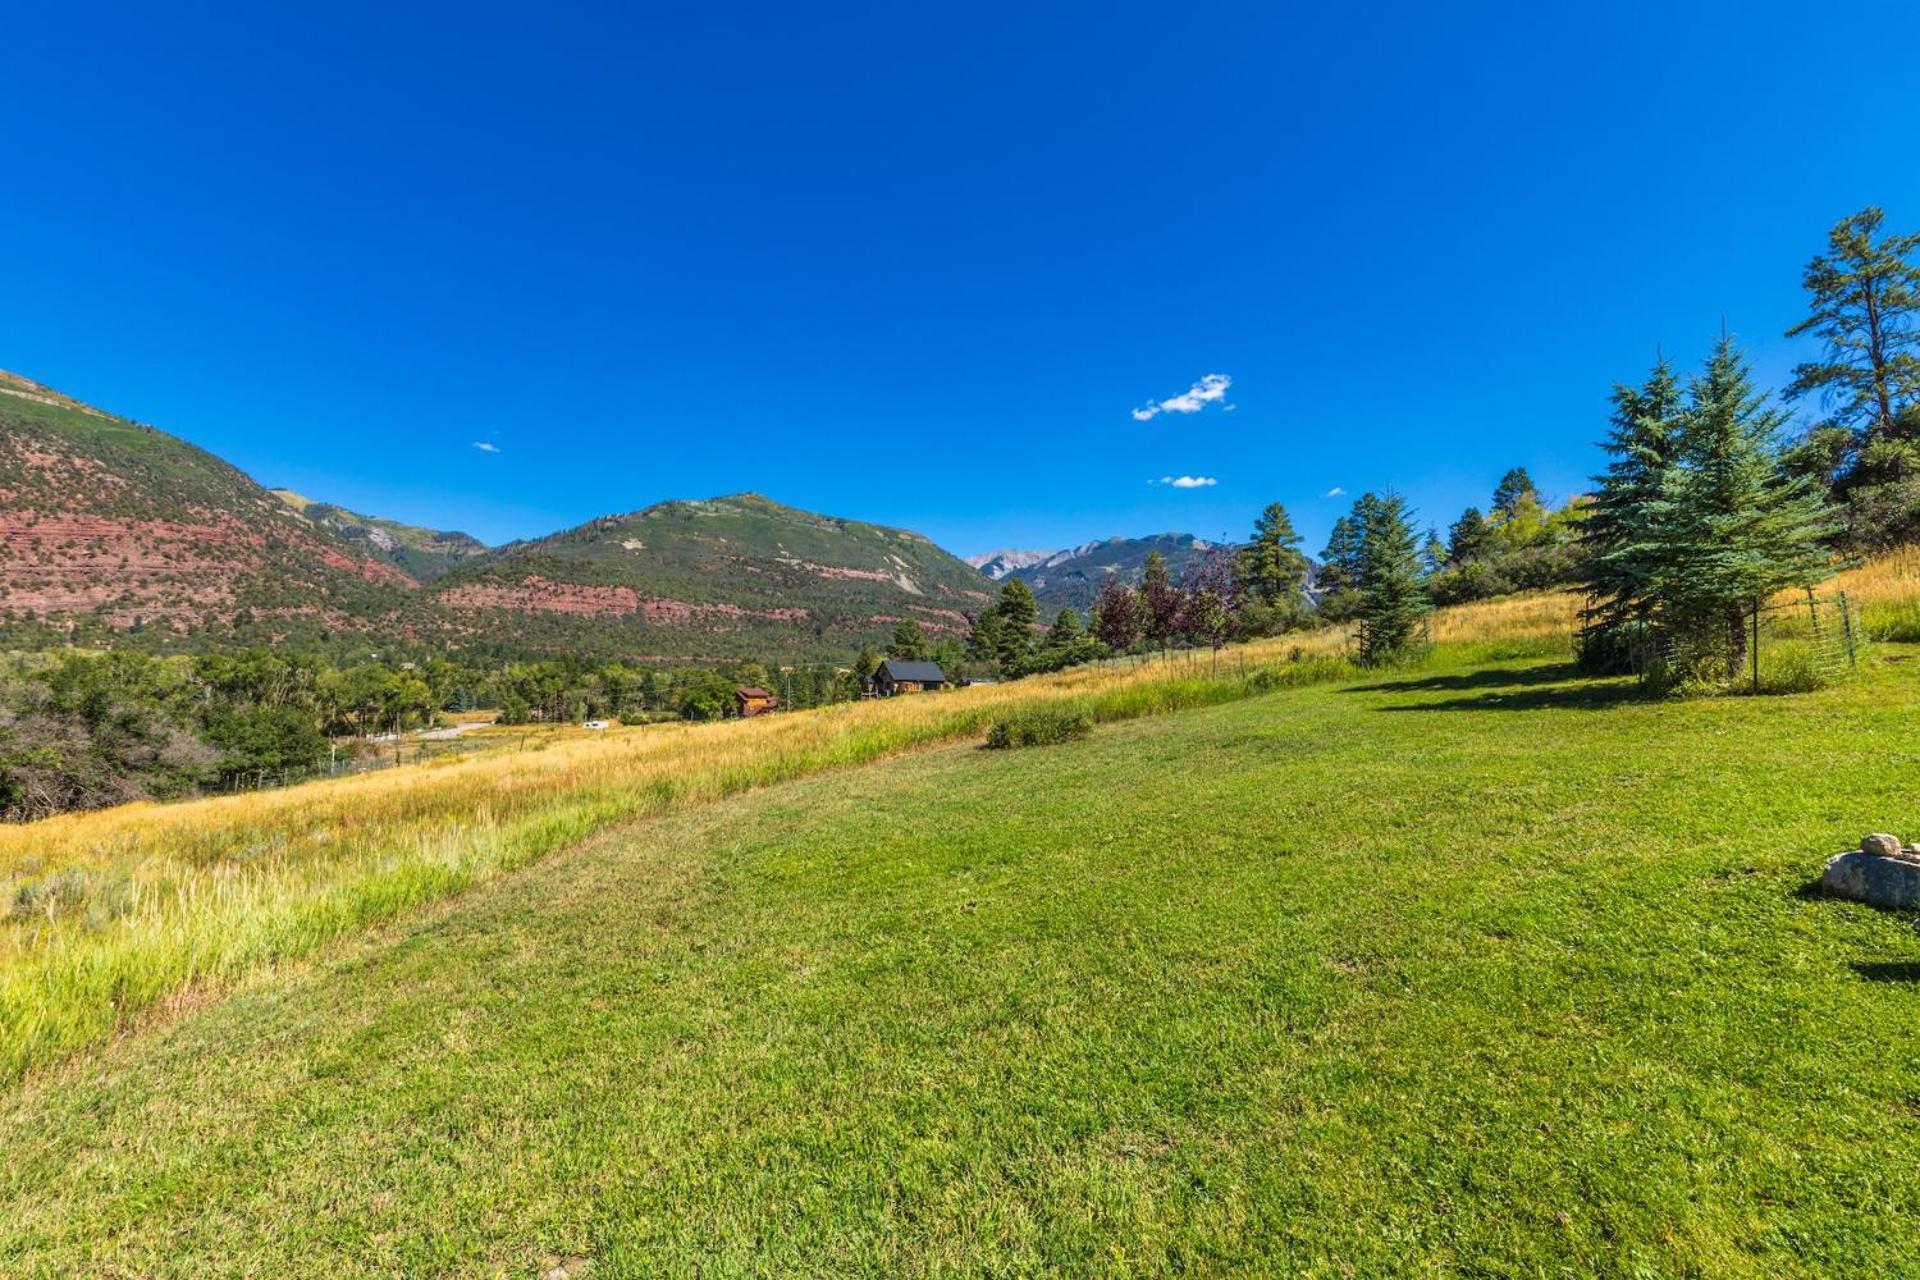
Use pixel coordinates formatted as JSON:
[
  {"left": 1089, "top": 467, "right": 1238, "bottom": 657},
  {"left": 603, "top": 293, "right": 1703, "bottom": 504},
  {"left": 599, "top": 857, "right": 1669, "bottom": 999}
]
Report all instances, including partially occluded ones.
[
  {"left": 1757, "top": 645, "right": 1834, "bottom": 695},
  {"left": 984, "top": 707, "right": 1094, "bottom": 749}
]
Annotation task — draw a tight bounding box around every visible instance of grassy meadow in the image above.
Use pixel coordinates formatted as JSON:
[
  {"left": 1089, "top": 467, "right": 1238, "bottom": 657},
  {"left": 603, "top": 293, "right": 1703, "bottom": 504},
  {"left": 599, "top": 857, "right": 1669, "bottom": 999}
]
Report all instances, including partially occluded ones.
[
  {"left": 6, "top": 561, "right": 1920, "bottom": 1274},
  {"left": 1, "top": 629, "right": 1371, "bottom": 1084},
  {"left": 6, "top": 642, "right": 1920, "bottom": 1275},
  {"left": 11, "top": 552, "right": 1920, "bottom": 1089}
]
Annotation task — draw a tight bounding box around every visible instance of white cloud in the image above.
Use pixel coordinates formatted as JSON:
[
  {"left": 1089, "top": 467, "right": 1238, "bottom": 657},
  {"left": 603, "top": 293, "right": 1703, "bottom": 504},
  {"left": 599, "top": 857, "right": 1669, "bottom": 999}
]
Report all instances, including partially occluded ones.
[
  {"left": 1151, "top": 475, "right": 1218, "bottom": 489},
  {"left": 473, "top": 441, "right": 501, "bottom": 454},
  {"left": 1324, "top": 486, "right": 1346, "bottom": 497},
  {"left": 1131, "top": 373, "right": 1231, "bottom": 421}
]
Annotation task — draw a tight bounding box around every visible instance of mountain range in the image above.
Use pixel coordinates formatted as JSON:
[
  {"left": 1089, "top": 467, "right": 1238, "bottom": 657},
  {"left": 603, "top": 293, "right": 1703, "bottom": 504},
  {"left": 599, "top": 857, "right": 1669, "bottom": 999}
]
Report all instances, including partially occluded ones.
[
  {"left": 0, "top": 372, "right": 1008, "bottom": 662},
  {"left": 986, "top": 534, "right": 1225, "bottom": 612},
  {"left": 0, "top": 370, "right": 1231, "bottom": 660}
]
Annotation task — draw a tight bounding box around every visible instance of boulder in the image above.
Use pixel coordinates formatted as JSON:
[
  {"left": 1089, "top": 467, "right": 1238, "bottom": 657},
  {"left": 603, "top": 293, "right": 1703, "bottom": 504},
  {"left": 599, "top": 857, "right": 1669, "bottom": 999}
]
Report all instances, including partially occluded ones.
[
  {"left": 1860, "top": 833, "right": 1902, "bottom": 857},
  {"left": 1824, "top": 850, "right": 1920, "bottom": 910}
]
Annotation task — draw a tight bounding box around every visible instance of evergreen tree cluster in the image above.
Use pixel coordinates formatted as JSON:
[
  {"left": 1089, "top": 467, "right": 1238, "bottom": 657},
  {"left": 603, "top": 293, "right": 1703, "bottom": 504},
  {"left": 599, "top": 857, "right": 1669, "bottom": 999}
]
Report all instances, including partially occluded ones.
[
  {"left": 1424, "top": 467, "right": 1588, "bottom": 607},
  {"left": 1580, "top": 337, "right": 1834, "bottom": 678}
]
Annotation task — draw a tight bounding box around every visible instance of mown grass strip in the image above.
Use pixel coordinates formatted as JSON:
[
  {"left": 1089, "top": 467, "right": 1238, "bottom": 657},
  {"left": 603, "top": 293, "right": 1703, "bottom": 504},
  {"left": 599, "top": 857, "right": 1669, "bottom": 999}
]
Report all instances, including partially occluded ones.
[{"left": 0, "top": 640, "right": 1374, "bottom": 1083}]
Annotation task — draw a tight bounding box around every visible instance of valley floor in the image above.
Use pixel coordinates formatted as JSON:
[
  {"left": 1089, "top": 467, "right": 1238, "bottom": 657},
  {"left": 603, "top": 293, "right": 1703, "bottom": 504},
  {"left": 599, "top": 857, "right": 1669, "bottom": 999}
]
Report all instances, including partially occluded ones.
[{"left": 5, "top": 656, "right": 1920, "bottom": 1276}]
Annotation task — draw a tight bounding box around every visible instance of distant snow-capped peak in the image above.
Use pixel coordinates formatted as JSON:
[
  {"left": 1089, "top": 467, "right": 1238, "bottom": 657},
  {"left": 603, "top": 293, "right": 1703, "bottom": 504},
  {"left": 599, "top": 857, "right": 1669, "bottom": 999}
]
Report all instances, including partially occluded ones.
[{"left": 965, "top": 548, "right": 1056, "bottom": 579}]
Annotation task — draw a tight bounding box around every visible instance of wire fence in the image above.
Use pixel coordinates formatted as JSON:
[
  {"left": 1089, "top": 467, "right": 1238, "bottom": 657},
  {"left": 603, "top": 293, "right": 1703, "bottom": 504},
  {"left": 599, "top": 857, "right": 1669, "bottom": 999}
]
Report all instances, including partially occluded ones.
[{"left": 1627, "top": 590, "right": 1858, "bottom": 693}]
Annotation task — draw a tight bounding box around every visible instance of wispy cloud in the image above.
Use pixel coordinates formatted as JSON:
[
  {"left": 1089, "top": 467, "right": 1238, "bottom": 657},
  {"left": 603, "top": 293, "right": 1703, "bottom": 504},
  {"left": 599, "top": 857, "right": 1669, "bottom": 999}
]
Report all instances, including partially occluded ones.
[
  {"left": 1151, "top": 475, "right": 1218, "bottom": 489},
  {"left": 1132, "top": 373, "right": 1230, "bottom": 421},
  {"left": 1324, "top": 486, "right": 1346, "bottom": 498},
  {"left": 472, "top": 441, "right": 501, "bottom": 454}
]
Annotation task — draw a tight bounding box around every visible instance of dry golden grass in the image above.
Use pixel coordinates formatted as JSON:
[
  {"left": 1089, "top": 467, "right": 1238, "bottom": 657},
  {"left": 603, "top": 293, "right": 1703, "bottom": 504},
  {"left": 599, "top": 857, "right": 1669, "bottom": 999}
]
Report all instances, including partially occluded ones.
[
  {"left": 0, "top": 631, "right": 1360, "bottom": 1082},
  {"left": 1428, "top": 590, "right": 1581, "bottom": 646}
]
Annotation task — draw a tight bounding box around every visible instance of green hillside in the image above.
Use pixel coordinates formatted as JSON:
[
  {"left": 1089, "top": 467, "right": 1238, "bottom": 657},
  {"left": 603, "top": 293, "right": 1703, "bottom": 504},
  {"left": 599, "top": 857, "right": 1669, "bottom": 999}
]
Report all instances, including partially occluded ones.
[
  {"left": 0, "top": 375, "right": 416, "bottom": 652},
  {"left": 271, "top": 488, "right": 490, "bottom": 582},
  {"left": 0, "top": 374, "right": 995, "bottom": 662},
  {"left": 425, "top": 492, "right": 995, "bottom": 660},
  {"left": 5, "top": 653, "right": 1917, "bottom": 1275}
]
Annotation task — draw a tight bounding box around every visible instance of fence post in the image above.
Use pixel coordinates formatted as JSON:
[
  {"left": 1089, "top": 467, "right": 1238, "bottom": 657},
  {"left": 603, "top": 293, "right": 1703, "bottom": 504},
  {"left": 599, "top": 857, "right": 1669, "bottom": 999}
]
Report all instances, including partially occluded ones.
[
  {"left": 1751, "top": 602, "right": 1760, "bottom": 695},
  {"left": 1840, "top": 591, "right": 1857, "bottom": 668}
]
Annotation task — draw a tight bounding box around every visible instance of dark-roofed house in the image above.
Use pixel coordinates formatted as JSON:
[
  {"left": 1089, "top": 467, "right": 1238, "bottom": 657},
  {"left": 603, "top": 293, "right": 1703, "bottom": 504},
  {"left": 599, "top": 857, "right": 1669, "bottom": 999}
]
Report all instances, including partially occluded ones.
[
  {"left": 871, "top": 659, "right": 949, "bottom": 696},
  {"left": 735, "top": 686, "right": 778, "bottom": 717}
]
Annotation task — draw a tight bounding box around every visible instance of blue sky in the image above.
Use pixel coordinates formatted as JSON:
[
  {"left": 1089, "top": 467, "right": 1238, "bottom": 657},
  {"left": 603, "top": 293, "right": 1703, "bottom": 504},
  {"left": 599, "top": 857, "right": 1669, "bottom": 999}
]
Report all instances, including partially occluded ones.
[{"left": 6, "top": 3, "right": 1920, "bottom": 558}]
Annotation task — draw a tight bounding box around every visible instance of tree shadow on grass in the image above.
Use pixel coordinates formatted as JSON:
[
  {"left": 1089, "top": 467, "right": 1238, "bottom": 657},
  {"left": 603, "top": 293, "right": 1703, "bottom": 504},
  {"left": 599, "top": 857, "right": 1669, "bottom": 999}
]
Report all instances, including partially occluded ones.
[
  {"left": 1851, "top": 962, "right": 1920, "bottom": 983},
  {"left": 1346, "top": 663, "right": 1649, "bottom": 713}
]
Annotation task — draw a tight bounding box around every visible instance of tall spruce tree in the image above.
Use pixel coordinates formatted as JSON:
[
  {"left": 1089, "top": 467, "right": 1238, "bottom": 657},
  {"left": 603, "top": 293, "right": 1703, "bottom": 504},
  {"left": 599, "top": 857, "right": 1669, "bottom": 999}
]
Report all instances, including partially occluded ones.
[
  {"left": 1233, "top": 502, "right": 1310, "bottom": 607},
  {"left": 992, "top": 578, "right": 1039, "bottom": 674},
  {"left": 1578, "top": 358, "right": 1683, "bottom": 669},
  {"left": 1351, "top": 492, "right": 1429, "bottom": 666},
  {"left": 1317, "top": 516, "right": 1360, "bottom": 592},
  {"left": 1785, "top": 207, "right": 1920, "bottom": 461},
  {"left": 1445, "top": 506, "right": 1491, "bottom": 564},
  {"left": 1636, "top": 336, "right": 1835, "bottom": 675}
]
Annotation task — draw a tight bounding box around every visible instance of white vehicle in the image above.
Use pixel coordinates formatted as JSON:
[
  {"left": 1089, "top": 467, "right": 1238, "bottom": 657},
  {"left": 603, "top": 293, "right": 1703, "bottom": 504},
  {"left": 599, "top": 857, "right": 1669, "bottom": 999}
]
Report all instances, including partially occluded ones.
[{"left": 583, "top": 720, "right": 610, "bottom": 730}]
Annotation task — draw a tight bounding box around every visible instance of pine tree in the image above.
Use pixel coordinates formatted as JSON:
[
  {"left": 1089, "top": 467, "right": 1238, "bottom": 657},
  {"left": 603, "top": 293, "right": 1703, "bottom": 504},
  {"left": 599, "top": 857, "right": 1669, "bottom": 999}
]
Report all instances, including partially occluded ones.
[
  {"left": 965, "top": 606, "right": 1000, "bottom": 655},
  {"left": 1635, "top": 336, "right": 1835, "bottom": 676},
  {"left": 980, "top": 578, "right": 1037, "bottom": 675},
  {"left": 1785, "top": 206, "right": 1920, "bottom": 459},
  {"left": 1036, "top": 607, "right": 1098, "bottom": 671},
  {"left": 1578, "top": 358, "right": 1683, "bottom": 669},
  {"left": 996, "top": 578, "right": 1038, "bottom": 632},
  {"left": 1317, "top": 517, "right": 1359, "bottom": 592},
  {"left": 1232, "top": 502, "right": 1309, "bottom": 607},
  {"left": 1445, "top": 506, "right": 1491, "bottom": 564},
  {"left": 1352, "top": 492, "right": 1429, "bottom": 666},
  {"left": 1492, "top": 467, "right": 1539, "bottom": 518},
  {"left": 887, "top": 617, "right": 929, "bottom": 660}
]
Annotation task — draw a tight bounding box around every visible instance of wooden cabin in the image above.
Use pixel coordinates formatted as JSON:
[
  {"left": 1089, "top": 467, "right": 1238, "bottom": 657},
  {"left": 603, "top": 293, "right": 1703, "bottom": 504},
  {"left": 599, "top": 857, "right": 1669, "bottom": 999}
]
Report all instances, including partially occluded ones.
[
  {"left": 871, "top": 659, "right": 949, "bottom": 697},
  {"left": 735, "top": 686, "right": 779, "bottom": 717}
]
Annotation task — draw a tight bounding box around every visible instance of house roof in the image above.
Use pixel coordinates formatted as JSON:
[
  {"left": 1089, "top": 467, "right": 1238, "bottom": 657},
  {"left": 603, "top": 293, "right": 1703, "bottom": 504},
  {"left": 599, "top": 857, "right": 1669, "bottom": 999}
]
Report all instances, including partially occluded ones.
[
  {"left": 736, "top": 686, "right": 773, "bottom": 699},
  {"left": 875, "top": 659, "right": 948, "bottom": 683}
]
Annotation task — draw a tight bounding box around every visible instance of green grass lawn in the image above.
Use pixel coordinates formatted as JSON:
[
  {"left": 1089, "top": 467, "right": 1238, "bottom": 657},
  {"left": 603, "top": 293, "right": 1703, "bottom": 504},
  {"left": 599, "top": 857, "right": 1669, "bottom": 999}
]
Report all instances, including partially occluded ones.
[{"left": 5, "top": 654, "right": 1920, "bottom": 1277}]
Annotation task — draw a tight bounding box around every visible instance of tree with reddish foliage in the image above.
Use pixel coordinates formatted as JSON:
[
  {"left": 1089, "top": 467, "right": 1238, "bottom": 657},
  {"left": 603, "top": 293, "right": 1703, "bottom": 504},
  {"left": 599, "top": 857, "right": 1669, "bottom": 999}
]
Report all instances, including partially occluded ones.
[
  {"left": 1139, "top": 551, "right": 1182, "bottom": 652},
  {"left": 1091, "top": 577, "right": 1141, "bottom": 652},
  {"left": 1179, "top": 547, "right": 1238, "bottom": 658}
]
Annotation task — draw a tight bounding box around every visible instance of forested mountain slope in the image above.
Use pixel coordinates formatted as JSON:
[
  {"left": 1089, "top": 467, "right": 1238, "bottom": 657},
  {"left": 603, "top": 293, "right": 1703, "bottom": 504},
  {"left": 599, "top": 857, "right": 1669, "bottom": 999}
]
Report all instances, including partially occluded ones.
[{"left": 425, "top": 492, "right": 994, "bottom": 661}]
